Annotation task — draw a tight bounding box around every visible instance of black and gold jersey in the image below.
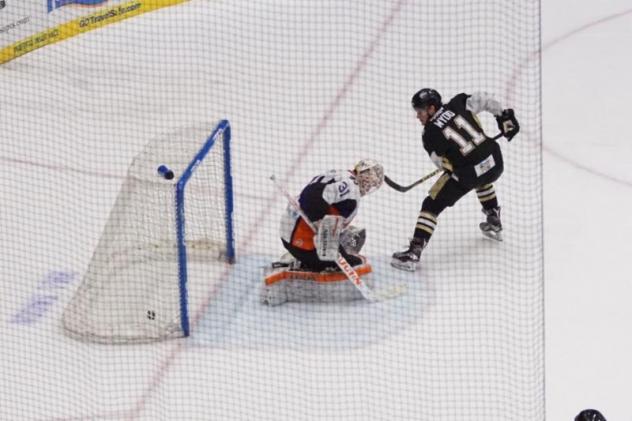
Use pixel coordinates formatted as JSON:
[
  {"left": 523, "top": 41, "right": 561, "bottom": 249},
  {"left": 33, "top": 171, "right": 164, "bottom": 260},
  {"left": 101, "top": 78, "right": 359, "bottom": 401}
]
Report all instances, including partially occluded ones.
[{"left": 422, "top": 93, "right": 498, "bottom": 172}]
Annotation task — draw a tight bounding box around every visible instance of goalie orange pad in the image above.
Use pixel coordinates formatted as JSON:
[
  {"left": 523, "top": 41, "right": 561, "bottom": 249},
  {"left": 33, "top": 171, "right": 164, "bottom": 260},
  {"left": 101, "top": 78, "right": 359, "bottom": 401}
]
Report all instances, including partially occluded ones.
[{"left": 264, "top": 262, "right": 372, "bottom": 285}]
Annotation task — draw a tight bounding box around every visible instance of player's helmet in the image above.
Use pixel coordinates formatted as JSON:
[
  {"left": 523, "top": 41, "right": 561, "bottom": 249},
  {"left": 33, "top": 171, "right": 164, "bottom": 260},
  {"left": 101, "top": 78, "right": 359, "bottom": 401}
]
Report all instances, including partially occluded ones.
[
  {"left": 354, "top": 159, "right": 384, "bottom": 196},
  {"left": 411, "top": 88, "right": 442, "bottom": 110},
  {"left": 575, "top": 409, "right": 606, "bottom": 421}
]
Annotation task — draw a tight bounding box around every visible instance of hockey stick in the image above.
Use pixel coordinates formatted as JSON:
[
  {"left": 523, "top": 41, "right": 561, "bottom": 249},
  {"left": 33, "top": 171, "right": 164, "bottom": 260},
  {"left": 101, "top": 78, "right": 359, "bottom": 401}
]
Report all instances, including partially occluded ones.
[
  {"left": 384, "top": 168, "right": 441, "bottom": 193},
  {"left": 384, "top": 132, "right": 505, "bottom": 193},
  {"left": 269, "top": 175, "right": 405, "bottom": 302}
]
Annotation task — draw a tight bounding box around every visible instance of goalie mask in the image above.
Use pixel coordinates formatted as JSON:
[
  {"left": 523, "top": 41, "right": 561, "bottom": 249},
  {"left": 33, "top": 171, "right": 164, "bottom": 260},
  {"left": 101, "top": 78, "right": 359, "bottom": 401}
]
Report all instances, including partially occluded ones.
[{"left": 354, "top": 159, "right": 384, "bottom": 196}]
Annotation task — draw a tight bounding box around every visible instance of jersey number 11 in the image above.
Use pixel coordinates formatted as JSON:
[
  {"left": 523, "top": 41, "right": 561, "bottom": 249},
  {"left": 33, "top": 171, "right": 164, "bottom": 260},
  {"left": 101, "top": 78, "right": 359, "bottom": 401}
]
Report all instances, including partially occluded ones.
[{"left": 442, "top": 115, "right": 486, "bottom": 156}]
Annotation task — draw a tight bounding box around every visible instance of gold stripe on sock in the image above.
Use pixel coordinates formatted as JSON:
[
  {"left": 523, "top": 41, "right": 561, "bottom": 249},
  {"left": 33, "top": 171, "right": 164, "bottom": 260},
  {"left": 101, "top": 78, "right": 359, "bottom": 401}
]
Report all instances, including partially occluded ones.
[
  {"left": 419, "top": 211, "right": 437, "bottom": 223},
  {"left": 416, "top": 224, "right": 434, "bottom": 235},
  {"left": 478, "top": 192, "right": 497, "bottom": 202}
]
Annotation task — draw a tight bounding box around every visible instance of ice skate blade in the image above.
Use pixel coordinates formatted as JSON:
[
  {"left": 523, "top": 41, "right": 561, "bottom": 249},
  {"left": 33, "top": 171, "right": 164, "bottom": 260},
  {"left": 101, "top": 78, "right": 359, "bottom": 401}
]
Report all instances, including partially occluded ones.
[
  {"left": 390, "top": 259, "right": 417, "bottom": 272},
  {"left": 481, "top": 230, "right": 503, "bottom": 241}
]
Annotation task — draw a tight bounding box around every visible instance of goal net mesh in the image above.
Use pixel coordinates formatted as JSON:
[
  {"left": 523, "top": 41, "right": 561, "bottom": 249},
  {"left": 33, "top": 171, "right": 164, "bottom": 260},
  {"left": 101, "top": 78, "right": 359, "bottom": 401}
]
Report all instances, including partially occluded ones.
[{"left": 62, "top": 123, "right": 232, "bottom": 343}]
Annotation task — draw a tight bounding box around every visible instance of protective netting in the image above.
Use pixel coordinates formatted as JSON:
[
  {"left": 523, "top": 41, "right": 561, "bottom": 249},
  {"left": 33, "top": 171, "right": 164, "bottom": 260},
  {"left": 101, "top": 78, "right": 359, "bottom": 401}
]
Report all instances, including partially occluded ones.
[{"left": 1, "top": 0, "right": 542, "bottom": 420}]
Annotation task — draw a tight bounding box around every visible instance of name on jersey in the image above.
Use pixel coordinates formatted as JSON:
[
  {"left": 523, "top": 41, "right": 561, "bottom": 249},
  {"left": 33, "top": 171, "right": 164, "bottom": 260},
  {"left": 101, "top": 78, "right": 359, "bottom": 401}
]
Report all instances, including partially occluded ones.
[{"left": 432, "top": 109, "right": 456, "bottom": 129}]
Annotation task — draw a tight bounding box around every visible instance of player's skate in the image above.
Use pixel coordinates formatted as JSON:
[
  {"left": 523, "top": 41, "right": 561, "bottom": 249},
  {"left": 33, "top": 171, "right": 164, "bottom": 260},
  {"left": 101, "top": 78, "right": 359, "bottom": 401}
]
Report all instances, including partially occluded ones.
[
  {"left": 391, "top": 238, "right": 426, "bottom": 272},
  {"left": 479, "top": 207, "right": 502, "bottom": 241}
]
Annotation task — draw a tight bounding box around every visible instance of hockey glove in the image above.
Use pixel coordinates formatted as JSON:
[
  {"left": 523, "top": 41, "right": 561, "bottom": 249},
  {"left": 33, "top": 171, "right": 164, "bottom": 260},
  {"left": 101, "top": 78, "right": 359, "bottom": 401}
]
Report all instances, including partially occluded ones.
[
  {"left": 496, "top": 109, "right": 520, "bottom": 141},
  {"left": 315, "top": 215, "right": 343, "bottom": 262},
  {"left": 340, "top": 226, "right": 366, "bottom": 255}
]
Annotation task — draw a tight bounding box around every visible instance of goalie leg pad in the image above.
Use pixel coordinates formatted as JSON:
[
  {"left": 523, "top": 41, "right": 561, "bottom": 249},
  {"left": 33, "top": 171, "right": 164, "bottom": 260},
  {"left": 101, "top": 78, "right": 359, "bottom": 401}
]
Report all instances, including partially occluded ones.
[
  {"left": 261, "top": 257, "right": 373, "bottom": 305},
  {"left": 260, "top": 281, "right": 289, "bottom": 306}
]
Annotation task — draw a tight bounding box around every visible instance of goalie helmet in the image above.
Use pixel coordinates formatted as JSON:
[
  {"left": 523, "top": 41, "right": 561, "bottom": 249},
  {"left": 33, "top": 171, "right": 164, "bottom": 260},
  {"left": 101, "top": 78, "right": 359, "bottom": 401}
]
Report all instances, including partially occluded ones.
[
  {"left": 353, "top": 159, "right": 384, "bottom": 196},
  {"left": 411, "top": 88, "right": 442, "bottom": 110}
]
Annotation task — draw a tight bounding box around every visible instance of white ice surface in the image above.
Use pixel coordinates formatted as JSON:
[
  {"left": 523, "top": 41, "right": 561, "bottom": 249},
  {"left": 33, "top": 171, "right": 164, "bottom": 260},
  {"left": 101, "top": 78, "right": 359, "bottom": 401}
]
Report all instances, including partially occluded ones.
[{"left": 0, "top": 0, "right": 630, "bottom": 420}]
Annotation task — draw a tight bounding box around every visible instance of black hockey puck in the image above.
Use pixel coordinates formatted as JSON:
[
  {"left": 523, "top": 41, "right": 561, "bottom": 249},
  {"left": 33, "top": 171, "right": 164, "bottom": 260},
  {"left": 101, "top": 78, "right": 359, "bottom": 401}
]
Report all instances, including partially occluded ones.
[{"left": 157, "top": 165, "right": 174, "bottom": 180}]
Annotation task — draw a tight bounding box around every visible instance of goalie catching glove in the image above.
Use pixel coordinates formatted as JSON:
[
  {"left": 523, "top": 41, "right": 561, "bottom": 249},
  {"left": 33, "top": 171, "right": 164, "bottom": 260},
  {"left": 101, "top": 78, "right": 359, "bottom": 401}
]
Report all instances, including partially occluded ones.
[
  {"left": 339, "top": 226, "right": 366, "bottom": 255},
  {"left": 495, "top": 109, "right": 520, "bottom": 141}
]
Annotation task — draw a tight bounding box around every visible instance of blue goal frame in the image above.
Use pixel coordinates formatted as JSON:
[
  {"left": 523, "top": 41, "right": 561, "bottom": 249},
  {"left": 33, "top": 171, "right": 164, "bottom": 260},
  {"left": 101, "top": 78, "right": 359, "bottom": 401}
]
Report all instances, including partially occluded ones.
[{"left": 174, "top": 119, "right": 235, "bottom": 337}]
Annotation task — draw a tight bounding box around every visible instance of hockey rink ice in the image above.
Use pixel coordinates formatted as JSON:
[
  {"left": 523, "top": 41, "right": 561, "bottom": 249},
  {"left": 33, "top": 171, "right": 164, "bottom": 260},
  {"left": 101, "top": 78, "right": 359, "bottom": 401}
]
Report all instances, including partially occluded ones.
[{"left": 2, "top": 0, "right": 631, "bottom": 420}]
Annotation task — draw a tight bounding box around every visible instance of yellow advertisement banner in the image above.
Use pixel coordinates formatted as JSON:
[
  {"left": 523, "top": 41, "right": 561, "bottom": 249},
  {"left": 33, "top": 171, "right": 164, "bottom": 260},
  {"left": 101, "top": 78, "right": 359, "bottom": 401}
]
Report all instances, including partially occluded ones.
[{"left": 0, "top": 0, "right": 188, "bottom": 64}]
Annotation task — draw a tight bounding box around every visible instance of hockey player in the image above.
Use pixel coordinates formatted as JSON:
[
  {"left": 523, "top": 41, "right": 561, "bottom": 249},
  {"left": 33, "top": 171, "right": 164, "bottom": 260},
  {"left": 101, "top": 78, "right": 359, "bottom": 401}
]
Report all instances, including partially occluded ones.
[
  {"left": 261, "top": 159, "right": 384, "bottom": 305},
  {"left": 391, "top": 88, "right": 520, "bottom": 272}
]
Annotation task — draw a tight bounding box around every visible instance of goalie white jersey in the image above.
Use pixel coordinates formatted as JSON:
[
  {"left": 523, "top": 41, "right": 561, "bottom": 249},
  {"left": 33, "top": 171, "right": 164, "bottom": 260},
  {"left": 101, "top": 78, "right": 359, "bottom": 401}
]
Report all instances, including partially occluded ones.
[{"left": 280, "top": 170, "right": 362, "bottom": 250}]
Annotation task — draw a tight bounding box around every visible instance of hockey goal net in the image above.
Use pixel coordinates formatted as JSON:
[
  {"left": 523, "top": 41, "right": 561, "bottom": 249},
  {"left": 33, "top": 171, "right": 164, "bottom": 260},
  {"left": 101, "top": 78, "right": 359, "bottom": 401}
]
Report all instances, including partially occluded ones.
[{"left": 62, "top": 120, "right": 234, "bottom": 343}]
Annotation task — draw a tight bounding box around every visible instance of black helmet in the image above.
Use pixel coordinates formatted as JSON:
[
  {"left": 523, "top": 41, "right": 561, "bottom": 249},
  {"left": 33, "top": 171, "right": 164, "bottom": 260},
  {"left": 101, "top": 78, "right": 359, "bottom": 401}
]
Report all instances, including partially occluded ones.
[
  {"left": 411, "top": 88, "right": 442, "bottom": 110},
  {"left": 575, "top": 409, "right": 606, "bottom": 421}
]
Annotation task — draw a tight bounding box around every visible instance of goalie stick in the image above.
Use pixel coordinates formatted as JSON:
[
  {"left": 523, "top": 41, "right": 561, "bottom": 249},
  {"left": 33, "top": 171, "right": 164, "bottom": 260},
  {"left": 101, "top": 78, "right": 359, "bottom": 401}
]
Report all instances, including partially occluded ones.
[
  {"left": 269, "top": 175, "right": 406, "bottom": 302},
  {"left": 385, "top": 133, "right": 504, "bottom": 193}
]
